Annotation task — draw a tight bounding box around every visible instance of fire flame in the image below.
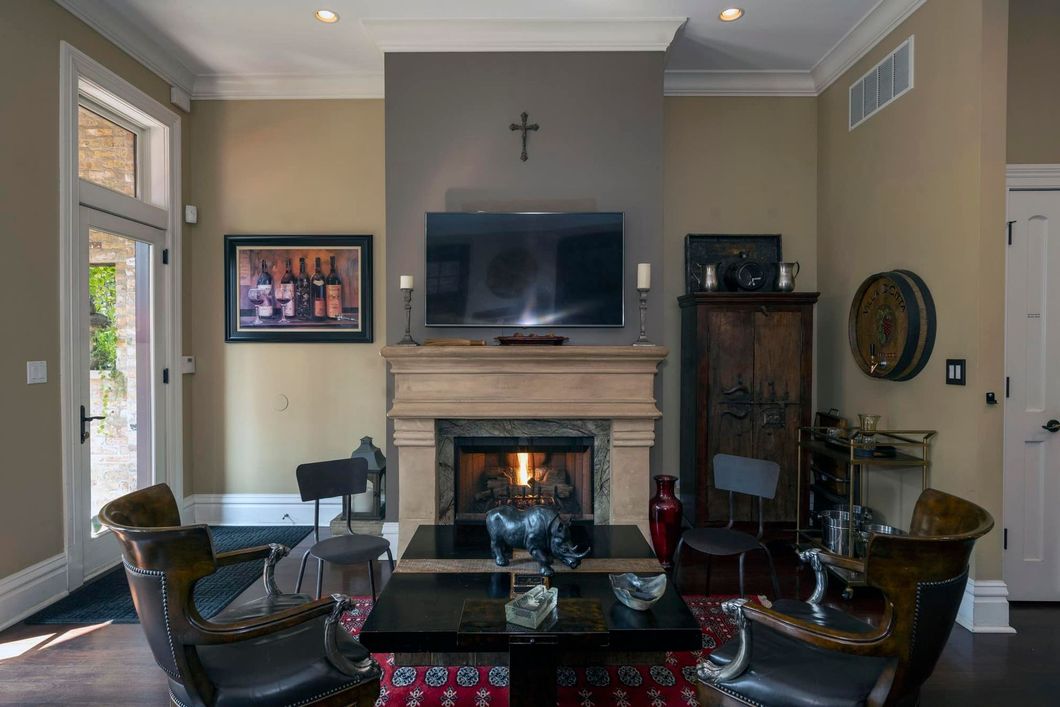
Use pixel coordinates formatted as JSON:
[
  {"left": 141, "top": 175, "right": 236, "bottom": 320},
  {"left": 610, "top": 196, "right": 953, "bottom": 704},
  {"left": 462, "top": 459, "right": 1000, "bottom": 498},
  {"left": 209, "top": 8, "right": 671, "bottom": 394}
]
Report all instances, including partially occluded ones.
[{"left": 516, "top": 452, "right": 532, "bottom": 486}]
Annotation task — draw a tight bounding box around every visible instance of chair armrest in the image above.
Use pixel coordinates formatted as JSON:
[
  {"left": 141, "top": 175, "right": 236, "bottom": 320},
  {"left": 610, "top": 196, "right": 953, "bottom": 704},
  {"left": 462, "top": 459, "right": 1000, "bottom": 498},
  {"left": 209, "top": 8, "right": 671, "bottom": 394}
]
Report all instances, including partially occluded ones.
[
  {"left": 814, "top": 549, "right": 866, "bottom": 574},
  {"left": 741, "top": 600, "right": 893, "bottom": 655},
  {"left": 797, "top": 548, "right": 865, "bottom": 604},
  {"left": 185, "top": 594, "right": 338, "bottom": 645},
  {"left": 214, "top": 544, "right": 275, "bottom": 566},
  {"left": 215, "top": 543, "right": 289, "bottom": 596},
  {"left": 698, "top": 597, "right": 895, "bottom": 686}
]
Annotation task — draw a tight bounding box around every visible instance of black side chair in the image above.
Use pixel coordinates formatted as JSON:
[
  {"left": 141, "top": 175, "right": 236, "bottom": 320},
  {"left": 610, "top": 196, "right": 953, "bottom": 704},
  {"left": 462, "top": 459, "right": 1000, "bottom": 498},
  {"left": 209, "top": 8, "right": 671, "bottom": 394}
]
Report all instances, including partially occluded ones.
[
  {"left": 296, "top": 458, "right": 395, "bottom": 602},
  {"left": 675, "top": 453, "right": 782, "bottom": 598}
]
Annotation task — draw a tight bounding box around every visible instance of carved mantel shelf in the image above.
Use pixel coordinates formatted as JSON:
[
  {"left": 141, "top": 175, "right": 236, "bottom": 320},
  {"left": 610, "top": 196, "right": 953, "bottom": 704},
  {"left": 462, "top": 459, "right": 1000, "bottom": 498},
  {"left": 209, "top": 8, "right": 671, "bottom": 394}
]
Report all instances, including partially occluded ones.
[
  {"left": 381, "top": 345, "right": 668, "bottom": 555},
  {"left": 381, "top": 345, "right": 668, "bottom": 420}
]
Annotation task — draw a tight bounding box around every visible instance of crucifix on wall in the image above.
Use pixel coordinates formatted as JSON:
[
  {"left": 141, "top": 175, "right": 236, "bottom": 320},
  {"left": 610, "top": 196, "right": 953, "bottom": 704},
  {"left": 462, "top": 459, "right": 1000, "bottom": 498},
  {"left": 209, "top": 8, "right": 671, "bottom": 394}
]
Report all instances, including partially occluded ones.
[{"left": 509, "top": 112, "right": 539, "bottom": 162}]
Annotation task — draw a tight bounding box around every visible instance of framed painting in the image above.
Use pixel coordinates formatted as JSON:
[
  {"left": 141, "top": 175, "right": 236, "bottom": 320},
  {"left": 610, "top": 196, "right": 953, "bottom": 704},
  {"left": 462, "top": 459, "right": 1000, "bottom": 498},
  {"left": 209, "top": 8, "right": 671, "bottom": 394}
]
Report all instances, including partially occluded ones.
[{"left": 224, "top": 235, "right": 373, "bottom": 343}]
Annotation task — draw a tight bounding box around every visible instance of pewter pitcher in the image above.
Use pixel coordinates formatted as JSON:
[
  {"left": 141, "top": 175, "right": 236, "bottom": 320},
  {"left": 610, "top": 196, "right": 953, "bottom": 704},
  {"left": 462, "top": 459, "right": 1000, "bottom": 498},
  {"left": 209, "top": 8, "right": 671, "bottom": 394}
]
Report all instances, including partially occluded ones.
[
  {"left": 776, "top": 261, "right": 800, "bottom": 292},
  {"left": 693, "top": 262, "right": 720, "bottom": 292}
]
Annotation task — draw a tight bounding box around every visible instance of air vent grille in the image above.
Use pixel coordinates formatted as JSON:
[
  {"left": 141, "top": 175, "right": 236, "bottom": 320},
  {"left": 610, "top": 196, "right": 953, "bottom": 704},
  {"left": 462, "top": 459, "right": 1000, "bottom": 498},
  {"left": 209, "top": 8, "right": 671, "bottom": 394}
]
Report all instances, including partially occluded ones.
[{"left": 849, "top": 36, "right": 914, "bottom": 130}]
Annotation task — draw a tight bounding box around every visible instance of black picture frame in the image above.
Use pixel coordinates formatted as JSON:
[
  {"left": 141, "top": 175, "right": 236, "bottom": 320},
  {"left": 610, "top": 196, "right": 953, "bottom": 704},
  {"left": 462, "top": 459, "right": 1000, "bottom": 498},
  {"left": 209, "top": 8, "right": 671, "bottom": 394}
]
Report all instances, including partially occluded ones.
[
  {"left": 225, "top": 235, "right": 373, "bottom": 343},
  {"left": 684, "top": 234, "right": 782, "bottom": 293}
]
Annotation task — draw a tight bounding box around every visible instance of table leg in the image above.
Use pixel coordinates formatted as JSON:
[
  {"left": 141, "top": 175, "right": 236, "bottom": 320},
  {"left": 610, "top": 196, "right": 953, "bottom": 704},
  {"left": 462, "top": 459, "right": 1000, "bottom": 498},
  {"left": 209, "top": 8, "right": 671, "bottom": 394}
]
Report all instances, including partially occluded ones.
[{"left": 508, "top": 637, "right": 558, "bottom": 707}]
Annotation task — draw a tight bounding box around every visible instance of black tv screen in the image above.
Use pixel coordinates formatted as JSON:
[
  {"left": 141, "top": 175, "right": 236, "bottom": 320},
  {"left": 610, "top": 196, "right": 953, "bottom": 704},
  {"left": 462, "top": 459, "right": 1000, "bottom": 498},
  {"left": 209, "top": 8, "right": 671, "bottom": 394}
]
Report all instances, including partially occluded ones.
[{"left": 425, "top": 212, "right": 624, "bottom": 327}]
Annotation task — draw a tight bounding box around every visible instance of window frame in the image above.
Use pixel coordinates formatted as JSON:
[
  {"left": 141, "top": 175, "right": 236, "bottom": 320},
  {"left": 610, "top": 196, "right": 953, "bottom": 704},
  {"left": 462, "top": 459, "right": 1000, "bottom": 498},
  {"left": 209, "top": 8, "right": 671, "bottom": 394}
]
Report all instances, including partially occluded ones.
[{"left": 77, "top": 95, "right": 145, "bottom": 199}]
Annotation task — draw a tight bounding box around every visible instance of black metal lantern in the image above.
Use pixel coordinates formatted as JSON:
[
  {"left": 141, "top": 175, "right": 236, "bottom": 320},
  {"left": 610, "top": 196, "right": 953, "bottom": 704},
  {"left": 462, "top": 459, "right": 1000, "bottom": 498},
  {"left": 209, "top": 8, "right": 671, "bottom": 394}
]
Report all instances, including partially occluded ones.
[{"left": 349, "top": 435, "right": 386, "bottom": 520}]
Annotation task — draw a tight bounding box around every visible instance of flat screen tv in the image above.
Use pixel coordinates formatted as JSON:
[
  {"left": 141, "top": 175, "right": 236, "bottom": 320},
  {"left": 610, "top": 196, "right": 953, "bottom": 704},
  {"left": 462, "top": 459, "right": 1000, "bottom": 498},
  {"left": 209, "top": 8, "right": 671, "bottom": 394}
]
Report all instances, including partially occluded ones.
[{"left": 425, "top": 212, "right": 624, "bottom": 327}]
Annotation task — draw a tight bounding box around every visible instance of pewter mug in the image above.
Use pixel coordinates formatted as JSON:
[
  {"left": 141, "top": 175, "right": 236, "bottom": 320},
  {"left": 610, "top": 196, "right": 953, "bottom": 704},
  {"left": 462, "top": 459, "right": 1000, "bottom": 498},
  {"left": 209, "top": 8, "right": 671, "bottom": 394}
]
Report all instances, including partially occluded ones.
[
  {"left": 693, "top": 262, "right": 720, "bottom": 292},
  {"left": 776, "top": 261, "right": 800, "bottom": 292}
]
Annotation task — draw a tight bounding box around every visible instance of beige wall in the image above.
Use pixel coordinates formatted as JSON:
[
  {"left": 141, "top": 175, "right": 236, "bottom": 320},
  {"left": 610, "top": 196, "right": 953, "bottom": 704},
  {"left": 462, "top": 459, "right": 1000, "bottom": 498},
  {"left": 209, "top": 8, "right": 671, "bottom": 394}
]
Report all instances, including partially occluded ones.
[
  {"left": 188, "top": 100, "right": 386, "bottom": 498},
  {"left": 1007, "top": 0, "right": 1060, "bottom": 163},
  {"left": 662, "top": 97, "right": 819, "bottom": 486},
  {"left": 817, "top": 0, "right": 1008, "bottom": 578},
  {"left": 0, "top": 0, "right": 190, "bottom": 578}
]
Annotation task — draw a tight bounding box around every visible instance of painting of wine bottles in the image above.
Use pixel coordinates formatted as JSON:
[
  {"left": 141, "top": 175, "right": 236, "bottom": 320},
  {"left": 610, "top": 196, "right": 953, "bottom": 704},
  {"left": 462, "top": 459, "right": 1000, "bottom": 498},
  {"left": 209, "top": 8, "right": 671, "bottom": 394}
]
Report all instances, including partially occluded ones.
[{"left": 225, "top": 235, "right": 373, "bottom": 342}]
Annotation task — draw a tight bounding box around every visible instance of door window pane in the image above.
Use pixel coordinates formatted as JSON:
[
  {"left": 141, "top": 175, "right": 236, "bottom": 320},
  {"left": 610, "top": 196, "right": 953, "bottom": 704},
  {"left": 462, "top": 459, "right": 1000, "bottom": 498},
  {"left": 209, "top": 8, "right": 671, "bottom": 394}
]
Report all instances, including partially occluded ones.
[
  {"left": 88, "top": 228, "right": 152, "bottom": 534},
  {"left": 78, "top": 106, "right": 138, "bottom": 197}
]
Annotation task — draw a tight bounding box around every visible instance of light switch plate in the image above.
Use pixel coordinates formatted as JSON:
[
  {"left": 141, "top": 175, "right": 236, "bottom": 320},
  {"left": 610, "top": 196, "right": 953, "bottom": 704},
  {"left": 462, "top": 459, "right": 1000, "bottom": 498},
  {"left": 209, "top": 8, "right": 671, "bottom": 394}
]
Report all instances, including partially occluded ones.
[
  {"left": 184, "top": 205, "right": 198, "bottom": 224},
  {"left": 181, "top": 355, "right": 196, "bottom": 374},
  {"left": 945, "top": 358, "right": 966, "bottom": 385},
  {"left": 26, "top": 360, "right": 47, "bottom": 384}
]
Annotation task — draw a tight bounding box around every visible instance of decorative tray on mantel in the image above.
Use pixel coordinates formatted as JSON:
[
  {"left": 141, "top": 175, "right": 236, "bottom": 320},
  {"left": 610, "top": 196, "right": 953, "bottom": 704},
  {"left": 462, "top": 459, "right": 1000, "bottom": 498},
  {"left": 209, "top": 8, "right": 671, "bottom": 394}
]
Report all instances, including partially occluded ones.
[{"left": 495, "top": 333, "right": 569, "bottom": 346}]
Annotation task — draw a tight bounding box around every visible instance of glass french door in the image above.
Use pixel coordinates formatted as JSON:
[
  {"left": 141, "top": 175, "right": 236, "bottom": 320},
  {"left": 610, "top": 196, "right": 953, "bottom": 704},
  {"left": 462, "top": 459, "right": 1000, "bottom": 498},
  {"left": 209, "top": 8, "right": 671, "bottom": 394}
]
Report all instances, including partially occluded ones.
[{"left": 75, "top": 206, "right": 165, "bottom": 580}]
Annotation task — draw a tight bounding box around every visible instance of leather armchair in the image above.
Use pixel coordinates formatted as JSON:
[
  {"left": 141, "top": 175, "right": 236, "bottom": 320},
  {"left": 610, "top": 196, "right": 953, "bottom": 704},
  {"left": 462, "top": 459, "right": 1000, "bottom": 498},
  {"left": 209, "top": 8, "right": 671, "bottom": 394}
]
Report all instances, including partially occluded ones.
[
  {"left": 697, "top": 488, "right": 993, "bottom": 707},
  {"left": 99, "top": 483, "right": 380, "bottom": 707}
]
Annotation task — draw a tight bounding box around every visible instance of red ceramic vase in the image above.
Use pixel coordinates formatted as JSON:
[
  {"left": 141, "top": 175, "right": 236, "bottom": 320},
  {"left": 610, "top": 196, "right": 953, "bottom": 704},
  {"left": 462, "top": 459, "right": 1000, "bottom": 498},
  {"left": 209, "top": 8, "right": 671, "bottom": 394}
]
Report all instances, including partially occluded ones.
[{"left": 649, "top": 475, "right": 683, "bottom": 569}]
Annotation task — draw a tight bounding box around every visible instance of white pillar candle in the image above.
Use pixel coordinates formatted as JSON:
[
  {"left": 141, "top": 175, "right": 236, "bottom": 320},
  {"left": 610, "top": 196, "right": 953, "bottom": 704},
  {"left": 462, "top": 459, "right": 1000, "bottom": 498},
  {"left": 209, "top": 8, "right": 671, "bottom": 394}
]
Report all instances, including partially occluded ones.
[
  {"left": 637, "top": 263, "right": 651, "bottom": 290},
  {"left": 400, "top": 275, "right": 414, "bottom": 290}
]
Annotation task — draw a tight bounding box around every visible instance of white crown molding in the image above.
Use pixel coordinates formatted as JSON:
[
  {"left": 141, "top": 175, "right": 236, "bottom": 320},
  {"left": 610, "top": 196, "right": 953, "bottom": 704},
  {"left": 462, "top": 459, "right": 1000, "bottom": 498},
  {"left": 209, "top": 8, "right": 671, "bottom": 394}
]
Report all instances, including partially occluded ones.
[
  {"left": 956, "top": 579, "right": 1015, "bottom": 634},
  {"left": 811, "top": 0, "right": 926, "bottom": 94},
  {"left": 193, "top": 73, "right": 385, "bottom": 100},
  {"left": 664, "top": 70, "right": 816, "bottom": 97},
  {"left": 53, "top": 0, "right": 197, "bottom": 93},
  {"left": 53, "top": 1, "right": 929, "bottom": 99},
  {"left": 1007, "top": 164, "right": 1060, "bottom": 189},
  {"left": 361, "top": 17, "right": 686, "bottom": 53}
]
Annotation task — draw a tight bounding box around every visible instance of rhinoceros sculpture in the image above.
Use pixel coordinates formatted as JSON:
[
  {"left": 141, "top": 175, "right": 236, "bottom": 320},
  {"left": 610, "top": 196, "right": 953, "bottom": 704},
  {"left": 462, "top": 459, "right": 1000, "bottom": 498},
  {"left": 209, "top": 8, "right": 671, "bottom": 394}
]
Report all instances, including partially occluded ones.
[{"left": 485, "top": 505, "right": 591, "bottom": 576}]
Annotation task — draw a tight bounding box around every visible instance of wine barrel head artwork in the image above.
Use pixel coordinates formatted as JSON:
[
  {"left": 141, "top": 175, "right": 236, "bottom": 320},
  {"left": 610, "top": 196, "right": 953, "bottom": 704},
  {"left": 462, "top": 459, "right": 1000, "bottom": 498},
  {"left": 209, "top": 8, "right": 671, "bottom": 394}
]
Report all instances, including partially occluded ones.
[{"left": 848, "top": 270, "right": 936, "bottom": 381}]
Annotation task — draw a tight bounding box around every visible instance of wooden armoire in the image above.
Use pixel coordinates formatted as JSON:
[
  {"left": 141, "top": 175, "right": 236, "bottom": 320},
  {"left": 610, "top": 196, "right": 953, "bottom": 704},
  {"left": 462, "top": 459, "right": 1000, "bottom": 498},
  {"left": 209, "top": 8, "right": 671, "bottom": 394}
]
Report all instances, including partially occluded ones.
[{"left": 679, "top": 292, "right": 819, "bottom": 525}]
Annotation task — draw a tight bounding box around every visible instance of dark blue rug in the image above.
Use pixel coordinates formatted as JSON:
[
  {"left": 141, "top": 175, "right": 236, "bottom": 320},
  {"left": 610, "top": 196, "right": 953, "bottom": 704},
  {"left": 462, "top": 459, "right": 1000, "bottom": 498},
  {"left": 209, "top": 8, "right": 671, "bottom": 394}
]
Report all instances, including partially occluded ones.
[{"left": 25, "top": 525, "right": 313, "bottom": 624}]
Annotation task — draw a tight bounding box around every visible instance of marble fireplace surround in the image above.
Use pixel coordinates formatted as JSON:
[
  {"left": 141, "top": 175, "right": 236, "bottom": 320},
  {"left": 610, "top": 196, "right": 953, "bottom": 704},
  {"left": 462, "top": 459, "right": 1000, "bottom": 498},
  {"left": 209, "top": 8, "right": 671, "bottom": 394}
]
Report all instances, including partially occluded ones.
[
  {"left": 436, "top": 418, "right": 612, "bottom": 525},
  {"left": 381, "top": 345, "right": 667, "bottom": 557}
]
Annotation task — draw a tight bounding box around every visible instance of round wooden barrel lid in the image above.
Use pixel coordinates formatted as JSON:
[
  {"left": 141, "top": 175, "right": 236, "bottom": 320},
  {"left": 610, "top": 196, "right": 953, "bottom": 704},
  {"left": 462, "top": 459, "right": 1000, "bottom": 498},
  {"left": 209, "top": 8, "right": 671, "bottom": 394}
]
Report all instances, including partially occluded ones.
[{"left": 848, "top": 270, "right": 936, "bottom": 381}]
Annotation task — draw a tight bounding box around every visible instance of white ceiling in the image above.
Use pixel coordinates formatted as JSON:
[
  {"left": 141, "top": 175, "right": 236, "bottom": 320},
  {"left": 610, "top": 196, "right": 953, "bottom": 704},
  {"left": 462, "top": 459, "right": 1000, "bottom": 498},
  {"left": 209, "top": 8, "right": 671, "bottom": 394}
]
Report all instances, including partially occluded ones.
[{"left": 56, "top": 0, "right": 925, "bottom": 99}]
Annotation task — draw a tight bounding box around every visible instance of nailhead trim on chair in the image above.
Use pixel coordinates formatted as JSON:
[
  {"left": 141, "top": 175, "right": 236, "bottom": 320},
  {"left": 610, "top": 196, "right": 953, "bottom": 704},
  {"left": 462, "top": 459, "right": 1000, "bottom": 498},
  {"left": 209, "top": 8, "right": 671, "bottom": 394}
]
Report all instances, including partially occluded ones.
[
  {"left": 912, "top": 570, "right": 968, "bottom": 652},
  {"left": 168, "top": 689, "right": 190, "bottom": 707},
  {"left": 123, "top": 560, "right": 181, "bottom": 681},
  {"left": 289, "top": 678, "right": 375, "bottom": 707},
  {"left": 710, "top": 681, "right": 767, "bottom": 706}
]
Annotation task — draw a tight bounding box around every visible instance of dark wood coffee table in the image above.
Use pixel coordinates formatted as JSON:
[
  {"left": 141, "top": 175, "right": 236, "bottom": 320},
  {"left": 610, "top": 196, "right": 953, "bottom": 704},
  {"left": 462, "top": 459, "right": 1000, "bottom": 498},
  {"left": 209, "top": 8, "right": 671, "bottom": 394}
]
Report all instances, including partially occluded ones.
[{"left": 359, "top": 525, "right": 701, "bottom": 707}]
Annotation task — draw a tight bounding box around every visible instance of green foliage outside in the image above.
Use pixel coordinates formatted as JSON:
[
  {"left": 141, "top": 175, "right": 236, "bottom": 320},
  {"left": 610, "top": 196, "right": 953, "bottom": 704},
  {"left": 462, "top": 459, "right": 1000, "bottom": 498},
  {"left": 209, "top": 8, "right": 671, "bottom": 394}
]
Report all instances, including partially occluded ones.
[{"left": 89, "top": 265, "right": 117, "bottom": 371}]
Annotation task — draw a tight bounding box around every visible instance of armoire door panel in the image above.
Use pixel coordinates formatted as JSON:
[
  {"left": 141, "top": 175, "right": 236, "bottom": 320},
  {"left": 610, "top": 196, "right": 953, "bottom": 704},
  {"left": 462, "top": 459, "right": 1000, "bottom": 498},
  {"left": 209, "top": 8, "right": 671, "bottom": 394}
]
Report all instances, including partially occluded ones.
[
  {"left": 753, "top": 310, "right": 803, "bottom": 403},
  {"left": 754, "top": 403, "right": 800, "bottom": 522},
  {"left": 708, "top": 310, "right": 754, "bottom": 405},
  {"left": 706, "top": 403, "right": 755, "bottom": 522}
]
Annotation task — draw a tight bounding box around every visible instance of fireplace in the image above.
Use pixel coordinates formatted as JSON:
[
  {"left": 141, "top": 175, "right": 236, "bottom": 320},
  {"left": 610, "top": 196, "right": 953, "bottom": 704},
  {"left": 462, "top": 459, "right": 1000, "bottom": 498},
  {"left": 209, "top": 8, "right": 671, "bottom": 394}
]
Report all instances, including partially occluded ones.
[
  {"left": 454, "top": 436, "right": 594, "bottom": 523},
  {"left": 383, "top": 345, "right": 666, "bottom": 556}
]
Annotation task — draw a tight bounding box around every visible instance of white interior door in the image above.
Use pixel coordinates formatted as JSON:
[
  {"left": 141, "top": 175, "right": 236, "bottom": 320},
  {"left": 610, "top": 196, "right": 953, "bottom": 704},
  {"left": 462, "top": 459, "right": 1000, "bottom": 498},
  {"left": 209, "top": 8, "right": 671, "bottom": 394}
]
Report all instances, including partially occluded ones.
[
  {"left": 72, "top": 206, "right": 166, "bottom": 581},
  {"left": 1005, "top": 190, "right": 1060, "bottom": 601}
]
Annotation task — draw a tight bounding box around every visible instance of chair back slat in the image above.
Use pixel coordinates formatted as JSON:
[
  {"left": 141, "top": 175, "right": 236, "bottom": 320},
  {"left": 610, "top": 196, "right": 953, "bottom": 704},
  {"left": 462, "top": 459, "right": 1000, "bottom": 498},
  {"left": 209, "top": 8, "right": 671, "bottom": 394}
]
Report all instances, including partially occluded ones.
[
  {"left": 712, "top": 454, "right": 780, "bottom": 500},
  {"left": 296, "top": 458, "right": 369, "bottom": 502}
]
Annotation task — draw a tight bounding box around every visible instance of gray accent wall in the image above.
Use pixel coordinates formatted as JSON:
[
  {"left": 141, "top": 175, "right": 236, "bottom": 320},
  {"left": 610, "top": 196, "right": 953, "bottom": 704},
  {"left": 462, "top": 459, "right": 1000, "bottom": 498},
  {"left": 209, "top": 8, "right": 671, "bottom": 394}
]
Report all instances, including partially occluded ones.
[{"left": 384, "top": 51, "right": 666, "bottom": 521}]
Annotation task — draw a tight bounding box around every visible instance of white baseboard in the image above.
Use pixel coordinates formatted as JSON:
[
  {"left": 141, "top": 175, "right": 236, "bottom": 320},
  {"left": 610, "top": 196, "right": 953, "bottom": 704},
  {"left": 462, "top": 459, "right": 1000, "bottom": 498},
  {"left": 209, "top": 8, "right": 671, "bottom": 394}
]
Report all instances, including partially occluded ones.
[
  {"left": 187, "top": 493, "right": 341, "bottom": 526},
  {"left": 185, "top": 494, "right": 397, "bottom": 559},
  {"left": 956, "top": 579, "right": 1015, "bottom": 633},
  {"left": 382, "top": 521, "right": 400, "bottom": 560},
  {"left": 0, "top": 554, "right": 69, "bottom": 632}
]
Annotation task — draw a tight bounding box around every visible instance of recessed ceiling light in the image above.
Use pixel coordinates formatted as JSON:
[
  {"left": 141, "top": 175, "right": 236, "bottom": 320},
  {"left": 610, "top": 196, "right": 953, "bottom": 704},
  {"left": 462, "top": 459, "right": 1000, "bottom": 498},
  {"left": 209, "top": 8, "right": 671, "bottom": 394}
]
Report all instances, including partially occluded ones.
[
  {"left": 314, "top": 9, "right": 339, "bottom": 23},
  {"left": 719, "top": 8, "right": 745, "bottom": 22}
]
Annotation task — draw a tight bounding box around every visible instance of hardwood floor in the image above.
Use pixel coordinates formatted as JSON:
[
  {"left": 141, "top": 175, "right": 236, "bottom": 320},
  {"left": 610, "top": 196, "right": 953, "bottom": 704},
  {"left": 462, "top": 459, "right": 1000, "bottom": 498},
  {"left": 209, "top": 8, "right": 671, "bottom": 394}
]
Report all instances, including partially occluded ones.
[{"left": 0, "top": 530, "right": 1054, "bottom": 705}]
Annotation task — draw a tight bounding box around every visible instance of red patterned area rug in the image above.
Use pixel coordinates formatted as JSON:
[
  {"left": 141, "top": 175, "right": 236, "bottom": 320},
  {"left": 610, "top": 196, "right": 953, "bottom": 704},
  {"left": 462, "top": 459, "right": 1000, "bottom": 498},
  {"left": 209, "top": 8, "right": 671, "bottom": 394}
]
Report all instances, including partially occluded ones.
[{"left": 341, "top": 595, "right": 753, "bottom": 707}]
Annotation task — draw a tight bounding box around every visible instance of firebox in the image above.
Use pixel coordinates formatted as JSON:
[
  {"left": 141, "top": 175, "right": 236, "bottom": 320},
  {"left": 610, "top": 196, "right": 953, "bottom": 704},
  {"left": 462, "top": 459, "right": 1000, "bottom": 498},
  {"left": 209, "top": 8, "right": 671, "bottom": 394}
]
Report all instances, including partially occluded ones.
[{"left": 453, "top": 436, "right": 594, "bottom": 523}]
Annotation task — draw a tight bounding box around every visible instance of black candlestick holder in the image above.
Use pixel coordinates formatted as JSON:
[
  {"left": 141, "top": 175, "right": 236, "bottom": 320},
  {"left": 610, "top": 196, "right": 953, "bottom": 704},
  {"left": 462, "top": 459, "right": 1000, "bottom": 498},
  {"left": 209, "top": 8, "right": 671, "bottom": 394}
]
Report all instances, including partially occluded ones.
[{"left": 397, "top": 287, "right": 419, "bottom": 346}]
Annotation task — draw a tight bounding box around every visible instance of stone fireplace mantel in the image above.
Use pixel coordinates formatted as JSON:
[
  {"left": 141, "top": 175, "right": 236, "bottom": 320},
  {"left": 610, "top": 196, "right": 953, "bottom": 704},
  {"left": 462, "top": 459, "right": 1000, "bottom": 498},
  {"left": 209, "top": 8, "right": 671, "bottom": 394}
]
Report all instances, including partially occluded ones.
[{"left": 382, "top": 345, "right": 667, "bottom": 556}]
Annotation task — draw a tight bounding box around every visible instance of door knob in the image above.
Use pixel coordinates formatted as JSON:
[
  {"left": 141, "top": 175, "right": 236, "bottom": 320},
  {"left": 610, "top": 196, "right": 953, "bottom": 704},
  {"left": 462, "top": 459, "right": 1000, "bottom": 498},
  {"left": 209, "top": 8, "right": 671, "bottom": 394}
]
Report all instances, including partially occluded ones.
[
  {"left": 80, "top": 404, "right": 106, "bottom": 443},
  {"left": 1043, "top": 419, "right": 1060, "bottom": 433}
]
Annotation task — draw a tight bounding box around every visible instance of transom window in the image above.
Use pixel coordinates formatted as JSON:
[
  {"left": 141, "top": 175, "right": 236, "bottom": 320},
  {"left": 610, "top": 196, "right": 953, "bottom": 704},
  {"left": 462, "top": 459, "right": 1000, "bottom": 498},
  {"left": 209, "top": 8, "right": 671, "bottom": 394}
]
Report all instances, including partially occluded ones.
[{"left": 78, "top": 101, "right": 140, "bottom": 197}]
